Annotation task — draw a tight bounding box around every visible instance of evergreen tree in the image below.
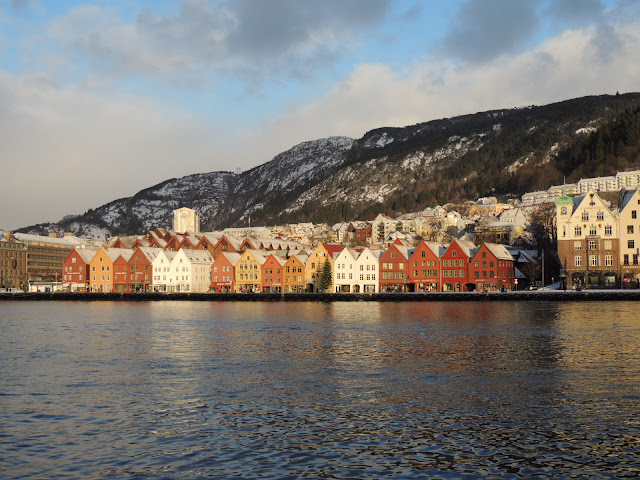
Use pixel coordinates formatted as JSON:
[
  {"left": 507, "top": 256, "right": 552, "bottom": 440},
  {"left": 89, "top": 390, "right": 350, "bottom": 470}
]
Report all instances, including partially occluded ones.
[{"left": 320, "top": 261, "right": 332, "bottom": 292}]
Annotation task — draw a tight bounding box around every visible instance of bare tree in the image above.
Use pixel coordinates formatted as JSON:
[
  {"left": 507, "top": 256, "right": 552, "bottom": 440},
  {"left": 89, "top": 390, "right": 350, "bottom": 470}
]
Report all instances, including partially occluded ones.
[{"left": 528, "top": 203, "right": 556, "bottom": 248}]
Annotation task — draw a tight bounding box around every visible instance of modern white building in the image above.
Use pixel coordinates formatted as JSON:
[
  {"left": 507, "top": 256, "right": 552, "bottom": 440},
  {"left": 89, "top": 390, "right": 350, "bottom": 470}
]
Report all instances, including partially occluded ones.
[{"left": 173, "top": 207, "right": 201, "bottom": 234}]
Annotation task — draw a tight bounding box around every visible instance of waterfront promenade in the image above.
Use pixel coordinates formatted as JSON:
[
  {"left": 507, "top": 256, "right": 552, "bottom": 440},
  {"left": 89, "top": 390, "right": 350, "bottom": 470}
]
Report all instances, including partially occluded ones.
[{"left": 2, "top": 290, "right": 640, "bottom": 302}]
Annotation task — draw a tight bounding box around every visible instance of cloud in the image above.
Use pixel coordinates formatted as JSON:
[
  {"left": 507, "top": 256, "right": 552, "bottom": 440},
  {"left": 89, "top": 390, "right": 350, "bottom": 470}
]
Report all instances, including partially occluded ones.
[
  {"left": 0, "top": 72, "right": 229, "bottom": 229},
  {"left": 544, "top": 0, "right": 605, "bottom": 28},
  {"left": 439, "top": 0, "right": 540, "bottom": 63},
  {"left": 46, "top": 0, "right": 391, "bottom": 84},
  {"left": 249, "top": 18, "right": 640, "bottom": 155}
]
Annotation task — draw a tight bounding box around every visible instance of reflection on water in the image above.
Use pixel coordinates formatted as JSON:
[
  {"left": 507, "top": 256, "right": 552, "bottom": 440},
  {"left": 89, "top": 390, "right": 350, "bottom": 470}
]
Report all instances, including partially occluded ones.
[{"left": 1, "top": 301, "right": 640, "bottom": 479}]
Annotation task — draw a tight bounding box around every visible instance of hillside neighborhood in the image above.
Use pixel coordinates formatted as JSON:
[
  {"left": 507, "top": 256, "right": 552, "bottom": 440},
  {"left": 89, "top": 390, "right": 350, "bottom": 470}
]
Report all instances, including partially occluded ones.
[{"left": 3, "top": 169, "right": 640, "bottom": 293}]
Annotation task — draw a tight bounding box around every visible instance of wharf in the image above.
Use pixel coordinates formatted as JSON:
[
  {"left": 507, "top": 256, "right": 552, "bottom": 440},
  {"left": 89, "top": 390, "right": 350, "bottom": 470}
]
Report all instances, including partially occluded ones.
[{"left": 1, "top": 291, "right": 640, "bottom": 302}]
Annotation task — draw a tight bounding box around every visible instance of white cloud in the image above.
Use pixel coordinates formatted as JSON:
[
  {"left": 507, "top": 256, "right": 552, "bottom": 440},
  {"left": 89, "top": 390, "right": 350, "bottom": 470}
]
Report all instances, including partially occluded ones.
[
  {"left": 249, "top": 19, "right": 640, "bottom": 150},
  {"left": 0, "top": 72, "right": 227, "bottom": 229}
]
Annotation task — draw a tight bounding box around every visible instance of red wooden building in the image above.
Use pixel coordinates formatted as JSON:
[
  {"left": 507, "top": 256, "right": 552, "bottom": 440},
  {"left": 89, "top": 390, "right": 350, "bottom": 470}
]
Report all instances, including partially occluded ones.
[
  {"left": 210, "top": 252, "right": 241, "bottom": 293},
  {"left": 379, "top": 241, "right": 413, "bottom": 292},
  {"left": 261, "top": 254, "right": 285, "bottom": 293},
  {"left": 408, "top": 241, "right": 444, "bottom": 292},
  {"left": 469, "top": 243, "right": 516, "bottom": 291},
  {"left": 440, "top": 238, "right": 475, "bottom": 291},
  {"left": 62, "top": 248, "right": 99, "bottom": 292}
]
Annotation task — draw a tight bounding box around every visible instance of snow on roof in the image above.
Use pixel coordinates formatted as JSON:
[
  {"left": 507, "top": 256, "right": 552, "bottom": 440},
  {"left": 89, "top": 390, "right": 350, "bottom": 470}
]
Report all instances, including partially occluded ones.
[
  {"left": 219, "top": 252, "right": 242, "bottom": 265},
  {"left": 14, "top": 232, "right": 83, "bottom": 247},
  {"left": 135, "top": 246, "right": 164, "bottom": 262},
  {"left": 484, "top": 243, "right": 514, "bottom": 261},
  {"left": 105, "top": 247, "right": 134, "bottom": 262},
  {"left": 74, "top": 247, "right": 99, "bottom": 263},
  {"left": 179, "top": 249, "right": 214, "bottom": 263},
  {"left": 291, "top": 253, "right": 309, "bottom": 264}
]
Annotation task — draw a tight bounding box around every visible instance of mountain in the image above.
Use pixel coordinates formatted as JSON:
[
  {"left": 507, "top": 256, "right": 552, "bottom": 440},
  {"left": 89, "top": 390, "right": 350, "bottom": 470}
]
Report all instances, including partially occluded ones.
[{"left": 19, "top": 93, "right": 640, "bottom": 239}]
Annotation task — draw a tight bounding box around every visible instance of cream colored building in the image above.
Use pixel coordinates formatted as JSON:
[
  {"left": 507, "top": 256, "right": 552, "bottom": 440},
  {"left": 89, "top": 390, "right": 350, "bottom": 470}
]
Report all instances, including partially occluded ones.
[
  {"left": 173, "top": 207, "right": 200, "bottom": 234},
  {"left": 556, "top": 189, "right": 620, "bottom": 288},
  {"left": 619, "top": 188, "right": 640, "bottom": 287}
]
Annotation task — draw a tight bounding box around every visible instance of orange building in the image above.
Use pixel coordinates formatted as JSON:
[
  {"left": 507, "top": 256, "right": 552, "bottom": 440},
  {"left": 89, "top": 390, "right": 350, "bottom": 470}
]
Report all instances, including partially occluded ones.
[
  {"left": 283, "top": 254, "right": 308, "bottom": 293},
  {"left": 89, "top": 247, "right": 133, "bottom": 292}
]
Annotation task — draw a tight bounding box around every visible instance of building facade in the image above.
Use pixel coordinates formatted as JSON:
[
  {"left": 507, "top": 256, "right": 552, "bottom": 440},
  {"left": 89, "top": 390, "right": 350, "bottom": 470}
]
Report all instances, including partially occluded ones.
[
  {"left": 173, "top": 207, "right": 201, "bottom": 234},
  {"left": 0, "top": 232, "right": 28, "bottom": 290}
]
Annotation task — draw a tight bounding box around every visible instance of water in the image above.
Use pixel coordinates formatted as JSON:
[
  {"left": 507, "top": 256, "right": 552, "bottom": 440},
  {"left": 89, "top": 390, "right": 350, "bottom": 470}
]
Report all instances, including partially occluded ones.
[{"left": 1, "top": 301, "right": 639, "bottom": 479}]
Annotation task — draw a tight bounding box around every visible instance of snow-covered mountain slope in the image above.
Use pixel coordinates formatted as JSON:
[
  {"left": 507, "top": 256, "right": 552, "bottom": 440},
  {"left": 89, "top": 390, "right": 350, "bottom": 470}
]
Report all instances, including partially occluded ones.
[{"left": 19, "top": 93, "right": 640, "bottom": 238}]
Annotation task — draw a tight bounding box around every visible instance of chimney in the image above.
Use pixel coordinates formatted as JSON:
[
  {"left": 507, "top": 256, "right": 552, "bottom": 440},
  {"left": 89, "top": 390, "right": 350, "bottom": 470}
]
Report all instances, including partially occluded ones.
[{"left": 48, "top": 232, "right": 59, "bottom": 238}]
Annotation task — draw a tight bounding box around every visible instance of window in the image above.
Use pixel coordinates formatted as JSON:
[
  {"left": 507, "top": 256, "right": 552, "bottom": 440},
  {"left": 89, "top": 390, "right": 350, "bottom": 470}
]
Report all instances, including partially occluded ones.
[
  {"left": 605, "top": 225, "right": 612, "bottom": 235},
  {"left": 597, "top": 211, "right": 604, "bottom": 220},
  {"left": 633, "top": 211, "right": 637, "bottom": 219},
  {"left": 589, "top": 240, "right": 597, "bottom": 250},
  {"left": 482, "top": 252, "right": 487, "bottom": 258},
  {"left": 605, "top": 255, "right": 613, "bottom": 266},
  {"left": 574, "top": 241, "right": 582, "bottom": 250},
  {"left": 589, "top": 226, "right": 597, "bottom": 235},
  {"left": 575, "top": 226, "right": 582, "bottom": 236},
  {"left": 624, "top": 254, "right": 629, "bottom": 265},
  {"left": 628, "top": 225, "right": 635, "bottom": 234},
  {"left": 604, "top": 240, "right": 612, "bottom": 250},
  {"left": 589, "top": 255, "right": 598, "bottom": 267},
  {"left": 452, "top": 250, "right": 457, "bottom": 257},
  {"left": 634, "top": 255, "right": 639, "bottom": 266},
  {"left": 421, "top": 251, "right": 426, "bottom": 258},
  {"left": 582, "top": 212, "right": 589, "bottom": 221},
  {"left": 628, "top": 240, "right": 635, "bottom": 249},
  {"left": 575, "top": 256, "right": 582, "bottom": 266}
]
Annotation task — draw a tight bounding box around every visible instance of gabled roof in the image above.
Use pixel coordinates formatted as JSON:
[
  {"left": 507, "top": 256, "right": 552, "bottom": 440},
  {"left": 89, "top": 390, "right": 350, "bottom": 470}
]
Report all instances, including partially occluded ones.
[
  {"left": 243, "top": 249, "right": 268, "bottom": 265},
  {"left": 105, "top": 247, "right": 134, "bottom": 262},
  {"left": 178, "top": 249, "right": 214, "bottom": 263},
  {"left": 337, "top": 247, "right": 359, "bottom": 262},
  {"left": 264, "top": 254, "right": 286, "bottom": 267},
  {"left": 483, "top": 243, "right": 514, "bottom": 261},
  {"left": 422, "top": 241, "right": 446, "bottom": 257},
  {"left": 323, "top": 243, "right": 344, "bottom": 256},
  {"left": 289, "top": 253, "right": 309, "bottom": 264},
  {"left": 620, "top": 189, "right": 640, "bottom": 212},
  {"left": 454, "top": 237, "right": 476, "bottom": 257},
  {"left": 74, "top": 247, "right": 99, "bottom": 263},
  {"left": 218, "top": 252, "right": 242, "bottom": 265},
  {"left": 134, "top": 246, "right": 164, "bottom": 263}
]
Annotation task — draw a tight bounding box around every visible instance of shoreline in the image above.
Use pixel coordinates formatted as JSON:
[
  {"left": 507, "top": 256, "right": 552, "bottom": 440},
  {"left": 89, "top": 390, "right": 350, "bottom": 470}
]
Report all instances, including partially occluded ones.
[{"left": 2, "top": 290, "right": 640, "bottom": 302}]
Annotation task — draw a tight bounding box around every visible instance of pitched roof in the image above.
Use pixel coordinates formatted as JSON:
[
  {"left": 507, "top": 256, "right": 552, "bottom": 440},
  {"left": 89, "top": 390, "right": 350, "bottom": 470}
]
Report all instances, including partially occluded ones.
[
  {"left": 179, "top": 249, "right": 214, "bottom": 263},
  {"left": 219, "top": 252, "right": 242, "bottom": 265},
  {"left": 323, "top": 243, "right": 344, "bottom": 256},
  {"left": 483, "top": 243, "right": 514, "bottom": 261},
  {"left": 74, "top": 247, "right": 99, "bottom": 263},
  {"left": 135, "top": 246, "right": 164, "bottom": 263},
  {"left": 105, "top": 247, "right": 134, "bottom": 262}
]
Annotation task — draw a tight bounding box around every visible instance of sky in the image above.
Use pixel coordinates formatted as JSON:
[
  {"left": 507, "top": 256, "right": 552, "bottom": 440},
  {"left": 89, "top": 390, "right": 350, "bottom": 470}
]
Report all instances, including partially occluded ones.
[{"left": 1, "top": 0, "right": 640, "bottom": 230}]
